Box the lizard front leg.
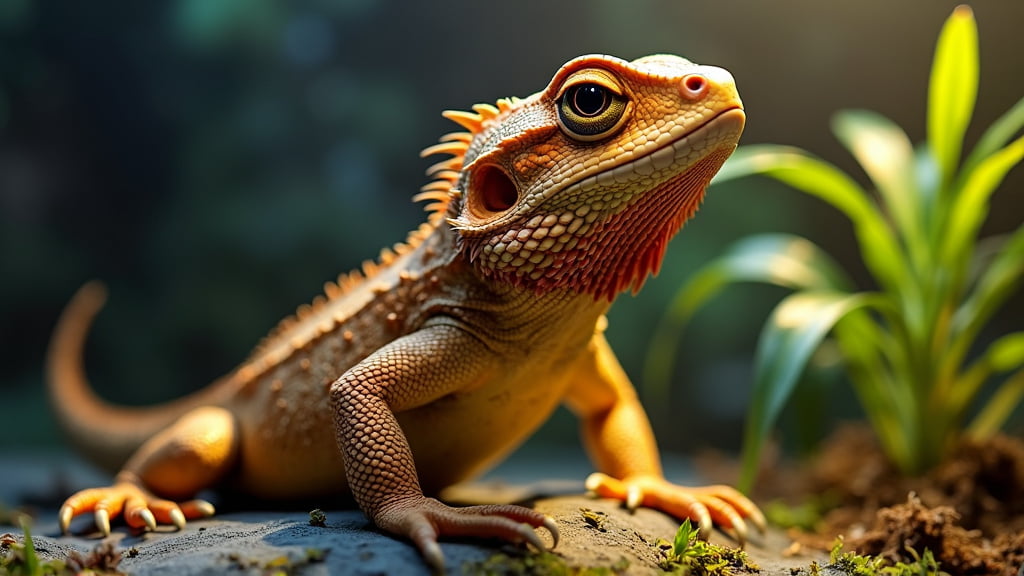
[59,406,235,534]
[564,331,765,544]
[329,322,557,571]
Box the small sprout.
[309,508,327,527]
[657,519,759,575]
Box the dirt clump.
[849,493,1023,576]
[749,425,1024,576]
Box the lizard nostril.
[679,74,708,100]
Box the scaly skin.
[48,54,764,571]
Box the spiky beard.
[461,147,734,302]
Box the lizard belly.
[232,370,350,500]
[397,358,575,494]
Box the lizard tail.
[47,282,231,473]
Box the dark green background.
[2,0,1022,457]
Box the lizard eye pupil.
[557,82,628,142]
[571,85,609,117]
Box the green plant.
[656,520,758,575]
[800,540,945,576]
[645,5,1024,489]
[1,517,126,576]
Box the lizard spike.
[441,109,484,133]
[495,98,515,113]
[418,180,452,192]
[432,170,461,182]
[379,246,396,265]
[412,190,453,204]
[296,303,313,320]
[339,269,363,289]
[439,131,473,143]
[420,140,470,159]
[446,216,471,230]
[361,259,379,278]
[472,102,500,119]
[426,157,463,176]
[323,281,340,299]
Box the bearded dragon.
[48,53,763,570]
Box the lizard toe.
[58,483,211,536]
[586,473,762,546]
[377,497,557,569]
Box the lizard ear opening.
[468,164,518,219]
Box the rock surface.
[1,452,826,574]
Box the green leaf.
[643,234,852,402]
[962,94,1024,177]
[951,331,1024,418]
[952,188,1024,339]
[715,145,906,294]
[941,135,1024,274]
[830,308,916,470]
[927,5,979,186]
[832,110,922,262]
[969,368,1024,438]
[19,516,40,576]
[944,226,1024,391]
[990,332,1024,371]
[739,291,879,490]
[673,519,694,557]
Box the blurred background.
[2,0,1022,458]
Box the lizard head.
[419,54,745,301]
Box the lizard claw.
[542,516,560,549]
[57,482,214,535]
[94,508,111,536]
[376,497,557,571]
[626,484,643,511]
[585,472,763,546]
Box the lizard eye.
[558,82,628,142]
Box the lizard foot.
[585,473,765,545]
[375,497,559,572]
[59,481,215,536]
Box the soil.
[749,425,1024,576]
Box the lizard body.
[49,54,762,569]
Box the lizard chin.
[463,145,736,302]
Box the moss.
[308,508,327,527]
[579,508,609,532]
[655,520,759,576]
[795,540,945,576]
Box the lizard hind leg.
[59,405,237,535]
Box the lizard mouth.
[558,106,745,200]
[457,106,745,237]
